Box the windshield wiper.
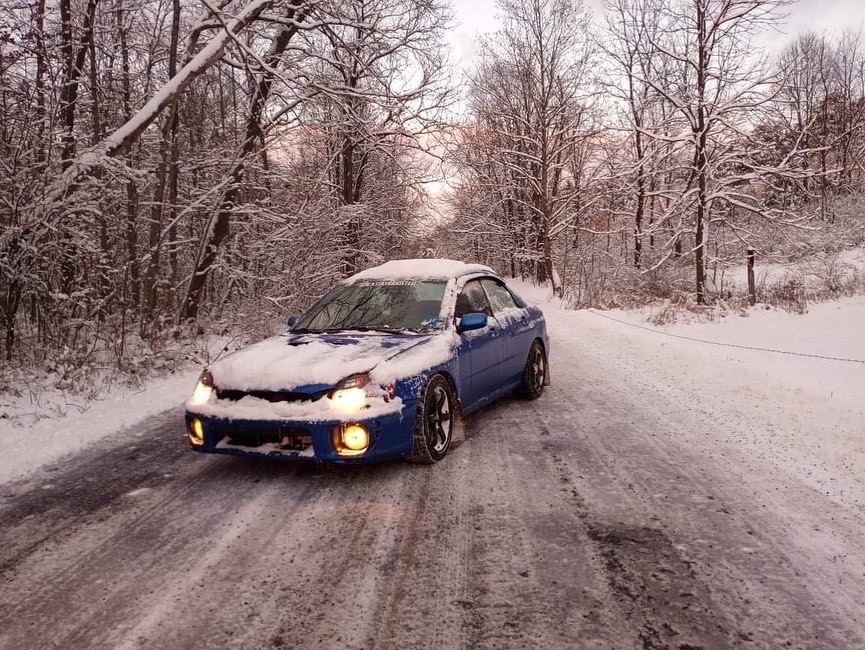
[294,326,421,335]
[344,326,408,334]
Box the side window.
[455,279,492,317]
[480,278,519,314]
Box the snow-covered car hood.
[209,331,457,392]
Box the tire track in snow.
[2,300,863,649]
[540,308,865,648]
[532,412,733,650]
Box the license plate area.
[223,428,312,450]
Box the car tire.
[408,374,455,464]
[518,340,547,400]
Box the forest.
[1,0,864,374]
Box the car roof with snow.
[347,259,496,283]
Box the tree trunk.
[747,248,756,305]
[34,0,46,170]
[59,0,100,170]
[694,0,708,305]
[143,109,176,315]
[340,131,357,276]
[181,5,307,321]
[117,2,140,308]
[634,127,644,268]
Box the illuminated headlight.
[328,374,397,414]
[328,373,371,413]
[329,387,367,412]
[188,370,214,406]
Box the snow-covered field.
[714,245,865,295]
[517,280,865,512]
[603,299,864,507]
[0,332,254,484]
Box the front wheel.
[409,374,455,463]
[518,340,547,400]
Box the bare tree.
[292,0,454,276]
[456,0,596,292]
[0,0,454,365]
[180,0,310,321]
[607,0,799,303]
[602,0,672,269]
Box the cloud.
[448,0,865,69]
[760,0,865,53]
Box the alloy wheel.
[426,384,452,453]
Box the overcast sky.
[448,0,865,73]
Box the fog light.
[189,418,205,446]
[334,423,369,455]
[343,424,368,450]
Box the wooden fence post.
[747,248,756,306]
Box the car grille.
[223,428,313,450]
[216,388,327,403]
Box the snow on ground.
[513,277,865,512]
[0,369,199,484]
[4,274,863,511]
[0,329,258,485]
[714,245,865,294]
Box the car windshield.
[293,280,447,333]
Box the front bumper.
[184,406,417,464]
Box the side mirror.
[286,315,300,328]
[457,312,488,333]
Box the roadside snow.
[602,296,865,410]
[0,369,198,484]
[513,278,865,512]
[714,246,865,293]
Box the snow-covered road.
[1,302,864,649]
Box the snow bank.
[611,296,865,386]
[0,369,199,484]
[506,277,564,309]
[713,246,865,294]
[537,291,865,512]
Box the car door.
[454,278,504,411]
[480,277,533,382]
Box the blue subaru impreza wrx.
[184,259,549,464]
